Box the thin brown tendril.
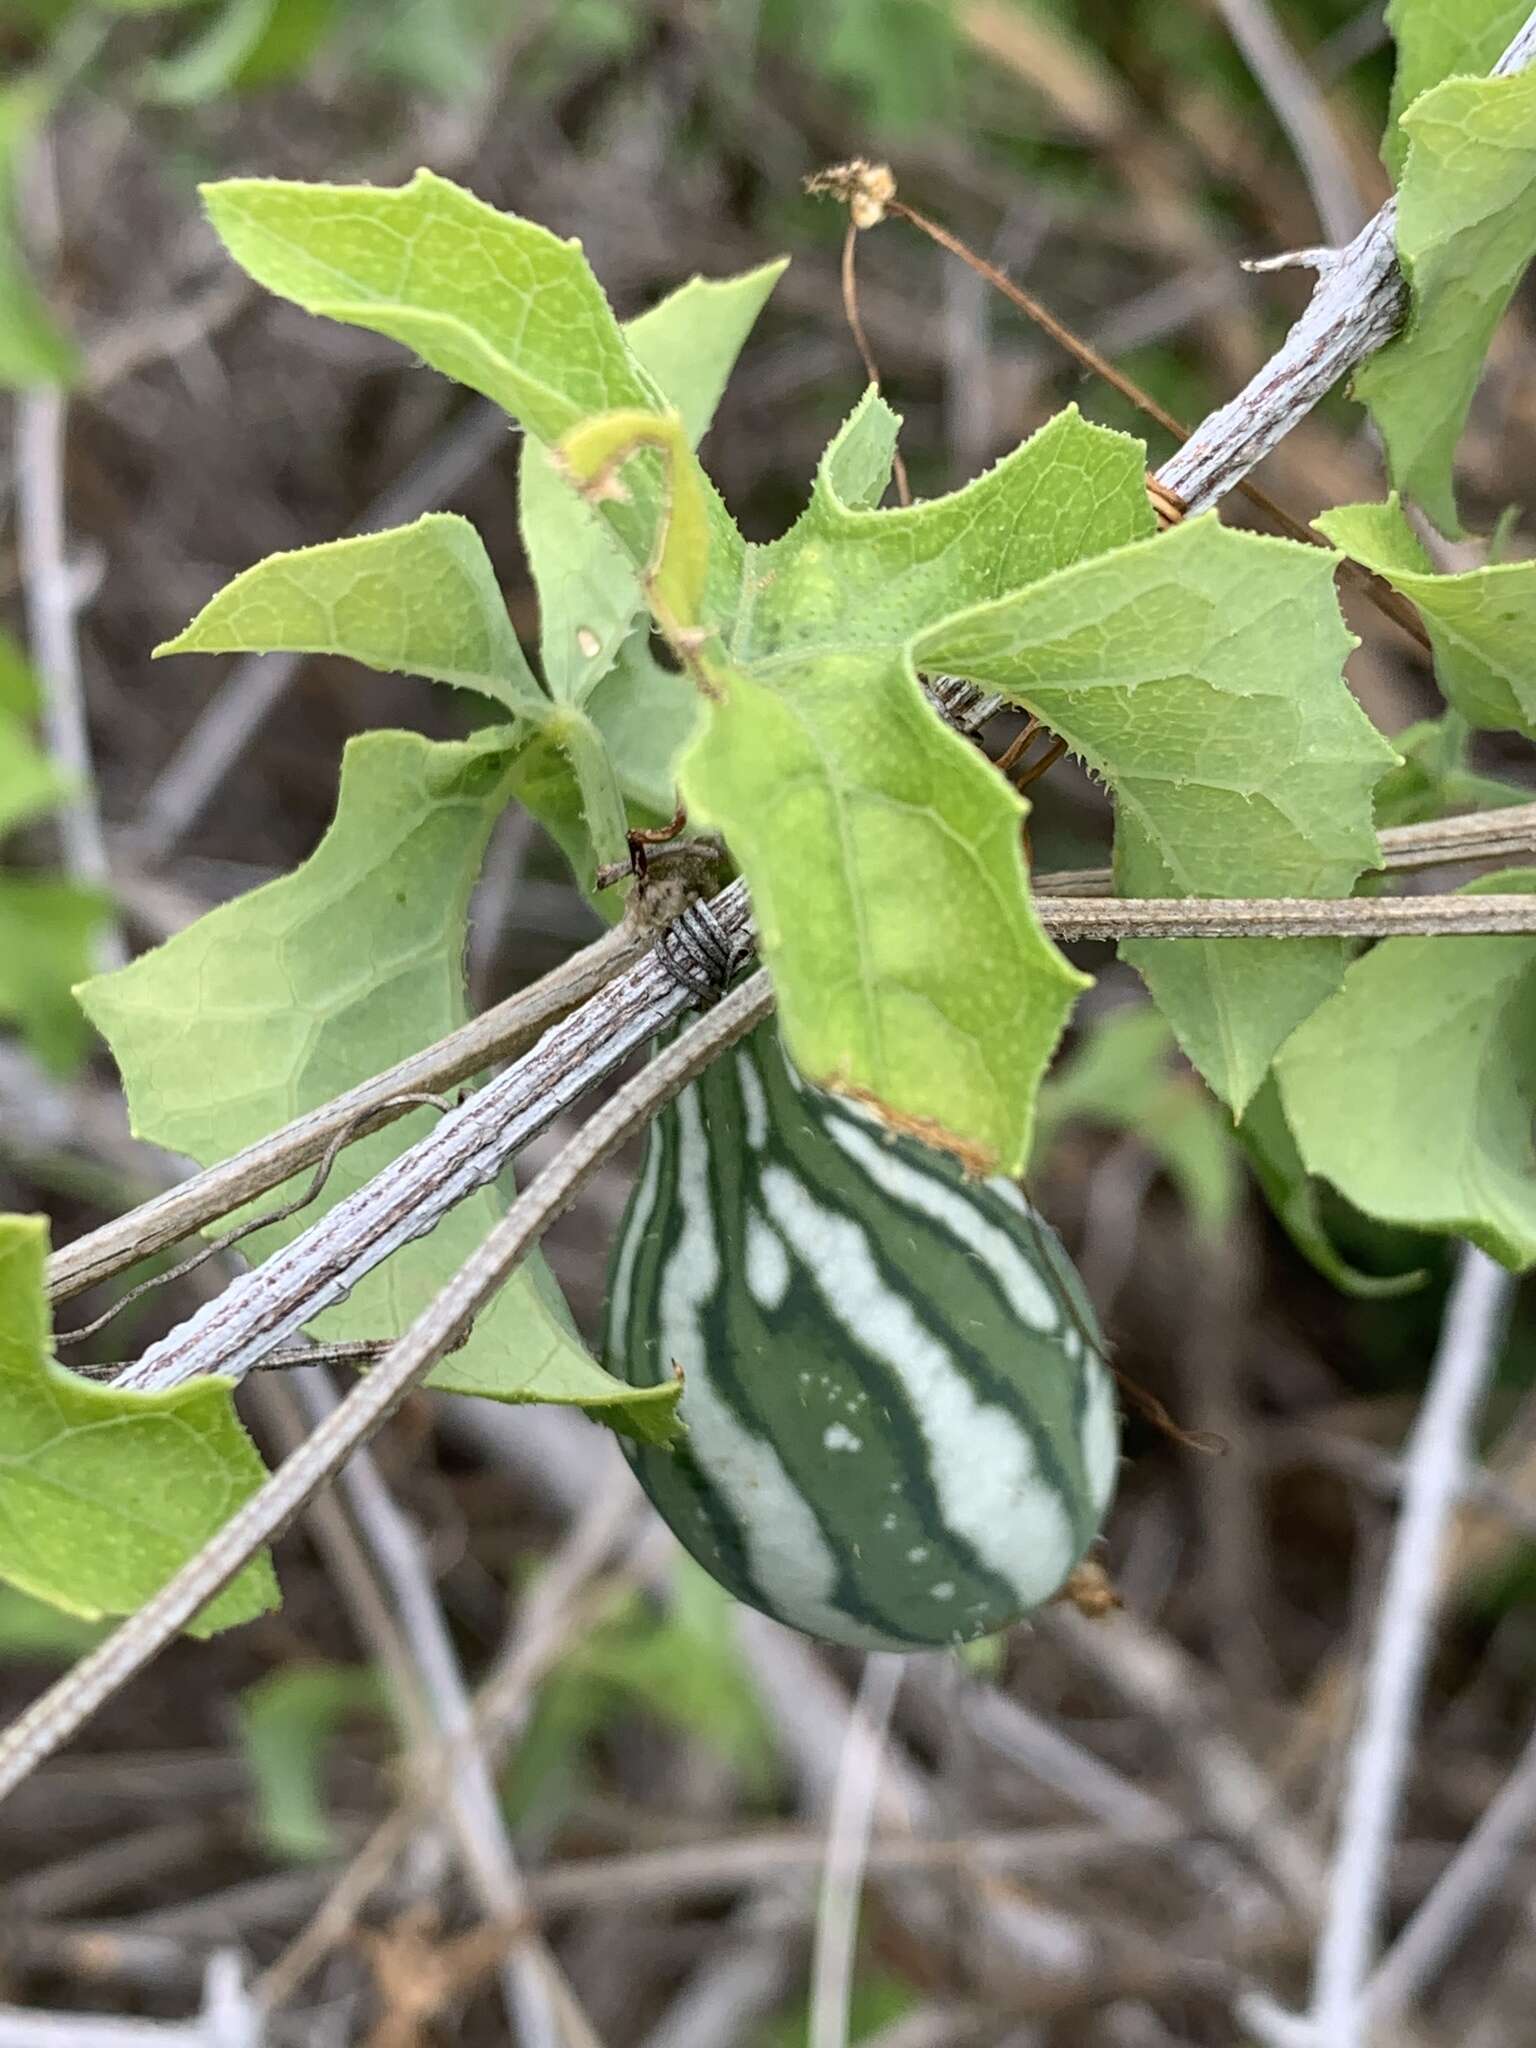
[1014,734,1070,791]
[994,719,1042,780]
[1113,1370,1228,1456]
[810,161,1432,655]
[839,221,912,507]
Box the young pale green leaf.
[0,877,109,1072]
[0,84,78,389]
[555,408,715,635]
[1382,0,1529,176]
[1236,1076,1427,1297]
[1319,497,1536,737]
[1356,68,1536,536]
[156,514,547,721]
[684,643,1085,1172]
[0,1214,276,1635]
[202,169,658,437]
[523,259,786,705]
[200,172,742,598]
[78,729,677,1437]
[1034,1005,1241,1242]
[236,1663,386,1861]
[1275,870,1536,1269]
[921,516,1397,1113]
[1371,712,1531,829]
[821,386,901,509]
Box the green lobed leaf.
[684,641,1086,1170]
[1373,711,1532,828]
[0,1214,277,1635]
[740,398,1155,660]
[201,170,656,437]
[1275,869,1536,1269]
[669,401,1155,1171]
[523,259,786,706]
[195,169,1147,1167]
[1236,1076,1428,1297]
[200,171,744,610]
[1034,1005,1241,1242]
[1320,497,1536,737]
[1382,0,1529,176]
[0,876,109,1072]
[1356,68,1536,536]
[78,729,678,1437]
[156,513,548,721]
[922,516,1397,1113]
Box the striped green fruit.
[604,1019,1120,1650]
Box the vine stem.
[71,882,1536,1401]
[46,802,1536,1312]
[1157,9,1536,515]
[0,972,771,1809]
[104,883,752,1394]
[1038,893,1536,939]
[47,908,654,1305]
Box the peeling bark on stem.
[1157,8,1536,513]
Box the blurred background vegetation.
[3,4,1536,2044]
